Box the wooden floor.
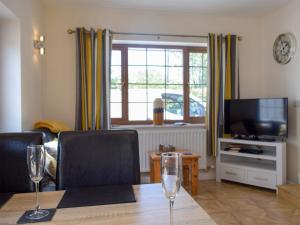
[192,180,300,225]
[278,184,300,208]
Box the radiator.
[135,126,207,172]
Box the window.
[110,44,207,124]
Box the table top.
[0,184,216,225]
[150,152,200,160]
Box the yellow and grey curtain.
[75,28,112,130]
[207,33,239,156]
[225,34,240,100]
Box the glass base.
[25,209,49,220]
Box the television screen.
[224,98,288,138]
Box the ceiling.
[43,0,292,15]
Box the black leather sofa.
[0,130,140,193]
[0,132,44,193]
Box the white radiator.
[135,126,207,172]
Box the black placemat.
[0,193,13,208]
[17,208,56,224]
[57,185,136,209]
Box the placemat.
[57,185,136,209]
[17,209,56,224]
[0,193,13,208]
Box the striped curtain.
[225,34,240,99]
[75,28,112,130]
[207,34,223,157]
[207,33,239,156]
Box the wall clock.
[273,32,297,64]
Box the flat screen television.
[224,98,288,139]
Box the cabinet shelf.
[220,159,276,171]
[220,150,276,161]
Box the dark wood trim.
[111,44,207,125]
[123,47,129,122]
[114,43,206,52]
[183,48,189,122]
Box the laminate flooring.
[193,180,300,225]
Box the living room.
[0,0,299,224]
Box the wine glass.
[26,145,49,220]
[161,152,182,225]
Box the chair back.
[0,132,43,193]
[56,130,140,190]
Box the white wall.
[0,0,44,130]
[261,0,300,183]
[0,18,21,131]
[43,3,263,128]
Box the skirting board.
[286,174,300,184]
[199,169,216,180]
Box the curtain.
[207,33,239,157]
[75,28,112,130]
[225,34,240,100]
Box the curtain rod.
[67,29,243,41]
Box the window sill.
[111,123,206,130]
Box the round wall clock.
[273,32,297,64]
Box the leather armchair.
[56,130,140,190]
[0,132,43,193]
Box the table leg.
[191,159,199,195]
[153,160,161,183]
[183,165,189,187]
[150,158,154,183]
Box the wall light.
[33,35,45,55]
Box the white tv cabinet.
[216,138,286,190]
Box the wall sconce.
[33,35,45,55]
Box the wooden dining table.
[0,184,217,225]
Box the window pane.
[111,103,122,118]
[148,66,165,84]
[111,50,121,66]
[111,66,122,84]
[164,85,184,103]
[189,67,202,85]
[128,48,146,65]
[129,103,147,120]
[203,53,208,66]
[167,49,183,66]
[189,84,207,117]
[128,66,146,84]
[166,67,183,84]
[128,84,147,102]
[189,51,207,118]
[111,84,122,102]
[189,52,202,66]
[189,98,205,117]
[165,102,184,120]
[147,48,165,65]
[147,85,165,103]
[147,102,154,120]
[190,84,207,101]
[202,67,208,84]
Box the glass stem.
[35,182,40,213]
[169,199,174,225]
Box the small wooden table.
[150,152,200,195]
[0,184,216,225]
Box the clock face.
[273,32,297,64]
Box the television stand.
[217,138,286,190]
